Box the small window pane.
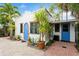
[62,24,69,32]
[30,22,39,34]
[55,24,60,32]
[20,23,23,33]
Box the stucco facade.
[15,12,41,43]
[53,22,75,42]
[15,10,77,43]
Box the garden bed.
[27,39,55,51]
[27,43,47,51]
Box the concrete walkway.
[0,37,44,56]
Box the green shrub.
[77,33,79,47]
[17,35,21,39]
[76,39,79,52]
[16,35,21,41]
[77,39,79,47]
[31,38,36,46]
[46,40,54,46]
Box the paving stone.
[44,41,79,56]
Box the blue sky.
[12,3,51,14]
[0,3,59,15]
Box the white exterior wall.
[53,24,60,36]
[15,11,76,43]
[60,24,62,41]
[53,23,75,42]
[60,23,75,42]
[29,21,40,43]
[70,22,75,42]
[15,17,25,39]
[53,24,61,41]
[15,12,40,42]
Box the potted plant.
[16,35,21,41]
[35,8,51,49]
[37,39,45,49]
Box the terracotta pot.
[37,41,45,49]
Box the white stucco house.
[15,8,78,43]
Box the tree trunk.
[3,28,6,36]
[40,33,43,41]
[39,33,41,41]
[41,32,44,41]
[10,28,13,38]
[3,26,7,37]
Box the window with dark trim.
[20,23,23,33]
[62,24,69,32]
[30,22,39,34]
[55,24,60,32]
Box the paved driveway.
[0,37,79,56]
[0,37,44,56]
[45,41,79,56]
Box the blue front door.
[62,23,70,42]
[24,23,28,41]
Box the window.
[62,24,69,32]
[30,22,39,34]
[55,24,60,32]
[20,23,23,33]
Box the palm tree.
[0,14,8,36]
[35,8,51,49]
[35,8,51,41]
[49,4,55,13]
[68,3,79,19]
[49,4,62,20]
[63,4,69,21]
[0,3,20,37]
[57,3,69,21]
[68,4,79,47]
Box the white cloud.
[18,4,31,14]
[19,4,28,9]
[21,10,32,16]
[24,11,32,14]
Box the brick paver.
[44,41,79,56]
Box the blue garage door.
[62,23,70,42]
[24,23,28,41]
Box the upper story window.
[20,23,23,33]
[30,22,39,34]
